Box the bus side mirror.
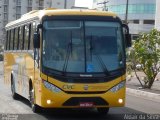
[125,33,131,47]
[122,24,132,47]
[33,33,40,48]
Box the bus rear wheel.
[29,86,41,113]
[11,75,19,100]
[97,107,109,115]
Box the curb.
[126,88,160,102]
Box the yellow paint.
[41,73,125,92]
[4,52,35,98]
[40,78,126,108]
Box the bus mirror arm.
[122,24,131,47]
[34,24,42,48]
[125,34,131,47]
[37,24,42,32]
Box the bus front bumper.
[37,83,126,108]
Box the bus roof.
[5,9,118,29]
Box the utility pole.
[97,0,109,11]
[64,0,67,9]
[125,0,129,24]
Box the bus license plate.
[80,102,94,107]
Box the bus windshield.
[42,20,124,74]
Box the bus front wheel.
[29,86,41,113]
[97,107,109,115]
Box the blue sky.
[75,0,93,8]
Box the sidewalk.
[126,72,160,102]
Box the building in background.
[155,0,160,30]
[93,0,156,39]
[0,0,75,45]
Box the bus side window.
[10,29,14,50]
[10,30,13,50]
[19,26,24,50]
[22,26,25,50]
[13,29,15,50]
[24,25,29,50]
[14,28,18,50]
[5,31,8,50]
[17,27,20,50]
[30,24,33,50]
[30,22,36,50]
[28,24,31,50]
[8,30,11,50]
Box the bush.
[129,29,160,89]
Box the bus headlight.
[43,80,61,93]
[110,81,125,93]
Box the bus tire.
[11,75,19,100]
[32,104,41,113]
[29,85,42,113]
[97,107,109,115]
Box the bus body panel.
[4,52,37,99]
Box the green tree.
[129,29,160,89]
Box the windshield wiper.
[95,54,110,75]
[62,31,73,75]
[90,35,110,76]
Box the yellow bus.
[4,9,131,114]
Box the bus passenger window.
[8,30,11,50]
[24,25,29,50]
[10,29,14,50]
[28,24,31,50]
[5,31,8,50]
[30,22,36,50]
[22,26,25,50]
[14,28,18,50]
[19,27,23,50]
[17,28,20,50]
[13,29,15,50]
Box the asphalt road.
[0,62,160,120]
